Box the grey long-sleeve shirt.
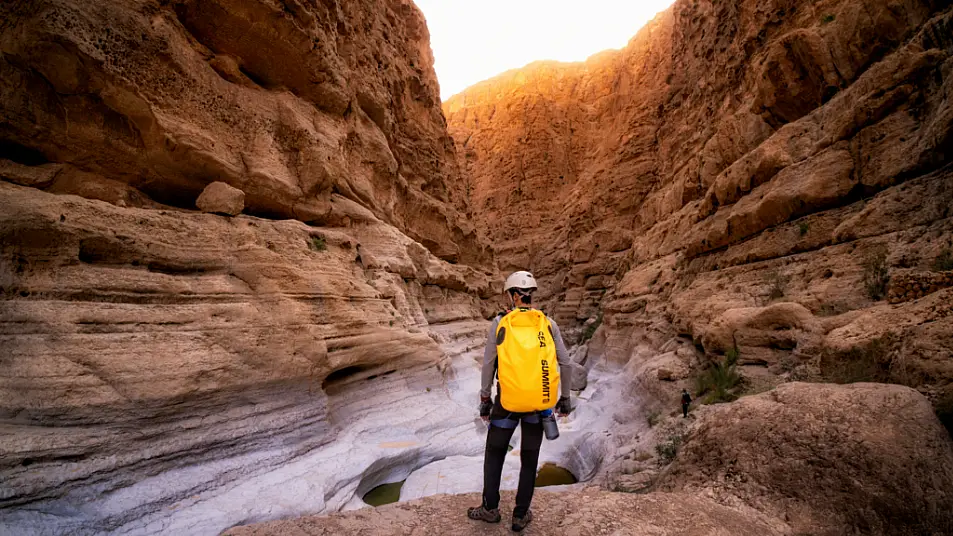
[480,312,572,400]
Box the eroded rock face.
[0,0,486,264]
[0,181,495,534]
[446,0,953,409]
[0,0,498,533]
[657,382,953,535]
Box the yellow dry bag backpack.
[496,308,561,413]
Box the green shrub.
[646,410,662,427]
[798,221,810,236]
[765,270,787,301]
[308,236,327,252]
[694,349,743,404]
[725,347,739,365]
[580,312,603,342]
[934,248,953,272]
[821,13,835,24]
[655,432,686,466]
[862,246,890,300]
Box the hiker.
[681,388,692,418]
[467,271,574,532]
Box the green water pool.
[362,463,575,506]
[535,463,578,487]
[363,480,405,506]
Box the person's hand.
[555,396,572,417]
[479,396,492,423]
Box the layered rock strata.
[0,180,493,534]
[0,0,485,263]
[0,0,499,533]
[445,0,953,413]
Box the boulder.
[196,181,245,216]
[568,361,588,391]
[657,382,953,535]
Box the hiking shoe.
[511,510,533,532]
[467,505,501,523]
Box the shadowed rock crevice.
[0,140,49,166]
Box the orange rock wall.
[0,0,485,263]
[446,0,953,407]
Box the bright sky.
[413,0,675,101]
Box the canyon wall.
[0,0,485,263]
[0,0,496,533]
[445,0,953,417]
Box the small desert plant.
[694,348,743,404]
[655,431,686,466]
[646,410,662,427]
[765,270,787,301]
[779,354,799,373]
[862,246,890,300]
[308,236,327,252]
[821,13,835,24]
[933,248,953,272]
[580,312,603,342]
[634,450,654,462]
[798,221,810,236]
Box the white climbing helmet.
[503,271,538,293]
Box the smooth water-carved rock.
[0,0,500,530]
[196,181,245,215]
[0,180,495,534]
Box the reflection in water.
[535,463,577,487]
[363,481,405,506]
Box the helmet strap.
[508,288,533,306]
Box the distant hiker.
[467,271,574,532]
[681,389,692,418]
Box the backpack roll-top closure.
[495,309,560,413]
